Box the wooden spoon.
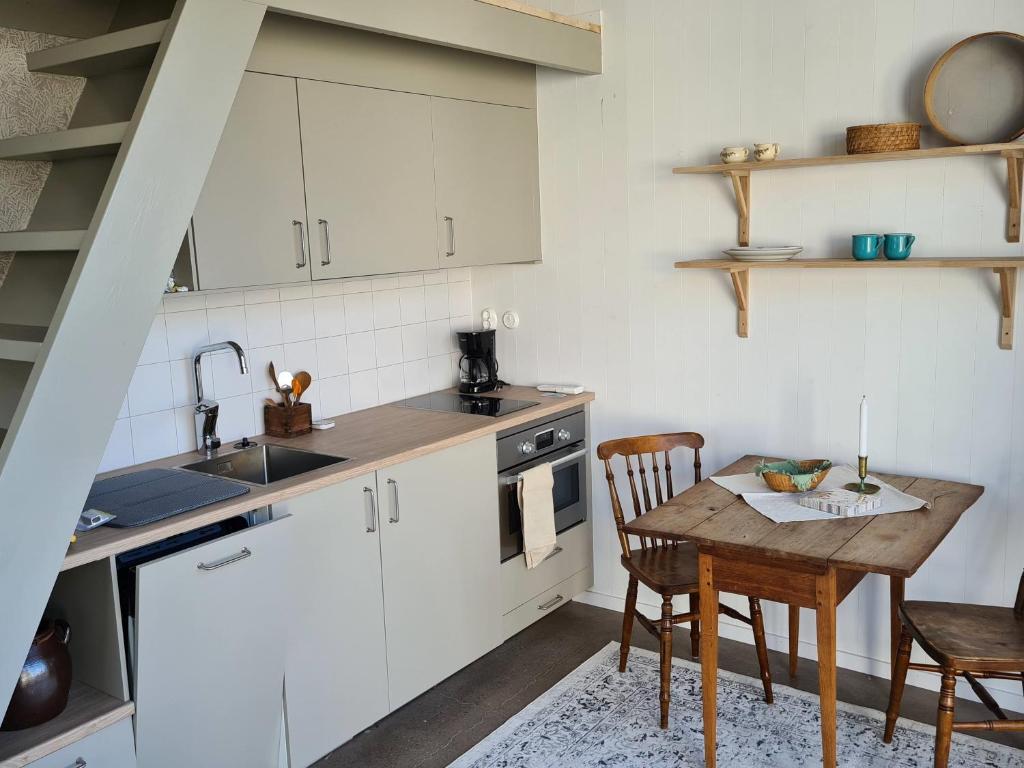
[293,371,312,403]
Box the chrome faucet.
[193,341,248,456]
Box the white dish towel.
[518,463,556,569]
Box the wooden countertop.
[63,386,594,571]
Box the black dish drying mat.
[84,468,251,528]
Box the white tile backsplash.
[104,271,472,472]
[344,291,374,332]
[374,327,403,367]
[281,298,316,342]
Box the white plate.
[723,246,803,262]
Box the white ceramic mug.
[720,146,749,163]
[754,142,781,161]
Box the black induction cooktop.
[395,392,538,417]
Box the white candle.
[858,396,868,457]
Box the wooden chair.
[884,571,1024,767]
[598,433,775,729]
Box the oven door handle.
[498,448,588,486]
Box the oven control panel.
[510,416,580,459]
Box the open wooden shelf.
[0,682,133,767]
[0,324,46,363]
[0,230,86,252]
[675,257,1022,349]
[673,143,1024,246]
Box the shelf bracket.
[1004,150,1024,243]
[729,267,750,337]
[995,266,1017,349]
[724,170,751,246]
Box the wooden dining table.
[622,454,983,768]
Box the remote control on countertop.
[537,384,585,395]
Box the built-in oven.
[497,409,587,563]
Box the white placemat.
[711,464,929,523]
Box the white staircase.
[0,0,267,708]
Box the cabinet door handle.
[68,759,87,768]
[292,220,307,269]
[318,218,332,266]
[538,594,564,611]
[364,486,377,533]
[197,547,251,571]
[387,478,400,523]
[444,216,455,258]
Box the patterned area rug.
[450,643,1024,767]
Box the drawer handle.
[364,487,377,533]
[538,594,564,611]
[541,546,564,563]
[197,547,251,571]
[68,760,86,768]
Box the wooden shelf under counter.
[0,682,133,768]
[675,256,1023,349]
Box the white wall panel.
[473,0,1024,710]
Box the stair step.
[0,230,87,252]
[27,20,168,77]
[0,123,129,161]
[0,325,46,363]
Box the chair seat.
[901,600,1024,672]
[620,541,699,594]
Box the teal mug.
[884,232,915,260]
[852,233,883,261]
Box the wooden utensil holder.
[264,403,312,438]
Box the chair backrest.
[596,432,704,558]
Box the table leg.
[816,568,838,768]
[698,552,719,768]
[890,575,905,666]
[788,605,800,678]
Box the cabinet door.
[379,437,501,708]
[278,476,389,767]
[431,98,541,267]
[133,517,292,768]
[193,72,311,289]
[298,80,439,278]
[32,717,136,768]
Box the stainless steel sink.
[181,444,347,485]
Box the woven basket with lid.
[846,122,921,154]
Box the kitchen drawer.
[29,717,135,768]
[501,567,593,640]
[500,521,592,615]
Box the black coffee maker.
[457,330,499,394]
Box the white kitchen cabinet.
[378,436,501,708]
[278,474,389,768]
[193,72,310,289]
[298,80,439,278]
[133,516,292,768]
[431,97,541,267]
[29,717,136,768]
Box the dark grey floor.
[317,601,1023,767]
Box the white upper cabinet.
[193,72,311,289]
[431,97,541,267]
[298,80,439,278]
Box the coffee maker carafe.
[456,330,499,394]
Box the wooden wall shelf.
[673,143,1024,246]
[675,257,1022,349]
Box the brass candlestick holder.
[844,455,880,494]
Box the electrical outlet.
[481,308,496,330]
